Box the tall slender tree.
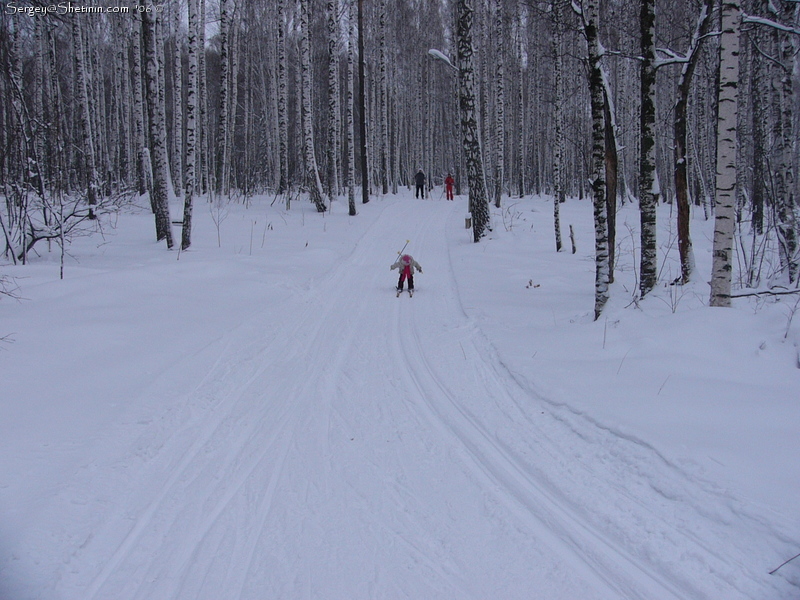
[72,17,98,218]
[493,0,505,208]
[358,0,369,204]
[347,0,357,215]
[584,0,610,318]
[638,0,657,297]
[142,8,174,248]
[300,0,327,212]
[182,0,200,251]
[710,0,741,307]
[456,0,490,242]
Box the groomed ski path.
[3,195,792,599]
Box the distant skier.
[414,169,426,199]
[391,253,423,296]
[445,173,454,201]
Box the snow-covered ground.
[1,190,798,599]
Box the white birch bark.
[300,0,327,212]
[277,0,289,198]
[584,0,610,319]
[131,15,152,198]
[142,8,174,248]
[72,17,98,217]
[710,0,741,307]
[552,0,566,252]
[226,15,240,193]
[379,0,390,195]
[347,0,357,215]
[172,6,184,199]
[327,0,342,202]
[639,0,657,296]
[456,0,490,242]
[182,0,199,250]
[493,0,505,208]
[215,0,230,195]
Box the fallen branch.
[731,288,800,298]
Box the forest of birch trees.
[1,0,798,314]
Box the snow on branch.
[742,13,800,35]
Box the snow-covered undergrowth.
[1,190,797,599]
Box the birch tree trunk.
[327,0,342,202]
[131,15,152,199]
[215,0,230,196]
[358,0,369,204]
[142,9,174,248]
[72,17,98,218]
[493,0,505,208]
[300,0,327,212]
[378,0,390,195]
[585,0,610,319]
[226,16,240,193]
[277,0,289,199]
[198,0,209,194]
[639,0,657,296]
[456,0,490,242]
[172,7,184,199]
[710,0,740,307]
[552,0,566,252]
[347,0,357,215]
[182,0,199,251]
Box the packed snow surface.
[1,191,798,599]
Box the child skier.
[390,254,423,296]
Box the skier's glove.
[418,268,423,274]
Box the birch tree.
[142,8,174,248]
[277,0,289,199]
[378,0,390,195]
[215,0,230,195]
[638,0,657,297]
[710,0,741,307]
[358,0,369,204]
[72,17,98,219]
[583,0,610,318]
[493,0,505,208]
[552,0,567,252]
[172,7,183,199]
[300,0,327,212]
[456,0,490,242]
[182,0,200,251]
[327,0,342,201]
[347,0,357,215]
[131,14,152,198]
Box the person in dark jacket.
[414,169,426,199]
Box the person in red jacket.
[445,173,455,201]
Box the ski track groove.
[389,202,704,599]
[83,201,398,599]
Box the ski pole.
[397,239,410,256]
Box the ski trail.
[38,195,784,599]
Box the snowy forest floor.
[1,189,798,599]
